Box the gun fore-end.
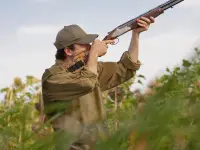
[145,8,164,18]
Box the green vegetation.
[1,48,200,150]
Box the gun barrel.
[105,0,184,40]
[116,0,184,30]
[161,0,184,10]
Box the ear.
[64,48,73,56]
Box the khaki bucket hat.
[54,24,98,50]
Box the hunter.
[41,16,155,150]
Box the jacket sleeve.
[97,51,141,91]
[43,66,98,101]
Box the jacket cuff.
[120,51,141,70]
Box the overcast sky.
[0,0,200,90]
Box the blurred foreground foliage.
[1,48,200,150]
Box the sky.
[0,0,200,90]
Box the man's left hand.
[133,16,155,33]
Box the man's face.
[73,43,91,56]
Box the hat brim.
[76,34,98,44]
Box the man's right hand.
[86,39,114,74]
[90,39,115,57]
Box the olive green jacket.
[41,51,141,137]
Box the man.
[41,16,155,150]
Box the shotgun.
[66,0,185,72]
[103,0,184,41]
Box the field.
[1,48,200,150]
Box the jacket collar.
[55,59,69,70]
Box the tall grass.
[0,48,200,150]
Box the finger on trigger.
[104,40,115,44]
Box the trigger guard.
[111,38,119,45]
